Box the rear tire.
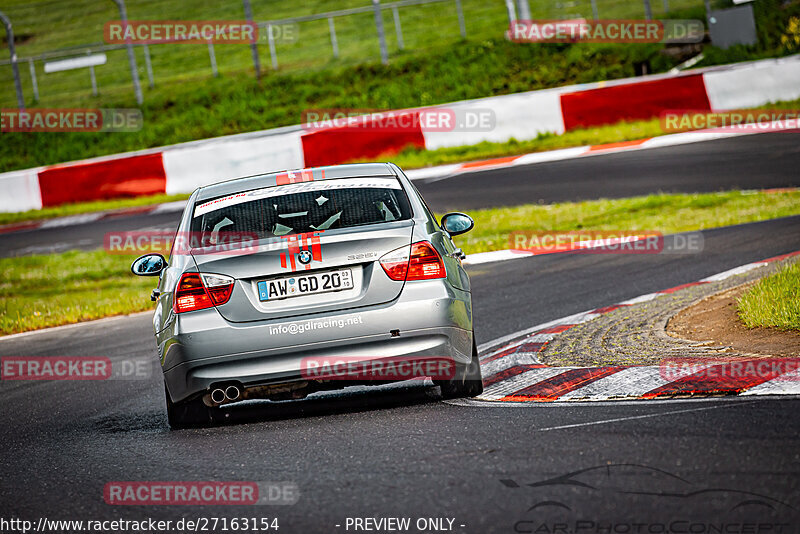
[165,384,212,429]
[437,339,483,399]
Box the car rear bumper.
[160,280,472,402]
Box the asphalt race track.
[1,132,800,531]
[417,130,800,211]
[2,215,800,530]
[2,131,799,257]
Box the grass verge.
[0,251,155,336]
[738,261,800,331]
[453,190,800,255]
[0,193,190,227]
[3,189,800,336]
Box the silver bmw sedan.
[132,162,482,428]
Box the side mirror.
[441,212,474,236]
[131,254,167,276]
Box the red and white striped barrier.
[2,56,798,213]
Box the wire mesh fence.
[0,0,709,109]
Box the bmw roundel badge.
[298,250,312,264]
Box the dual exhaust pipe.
[210,385,241,405]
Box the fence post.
[662,0,669,13]
[242,0,261,79]
[142,44,154,87]
[328,16,339,58]
[372,0,389,65]
[267,23,278,70]
[392,6,404,50]
[111,0,143,105]
[591,0,599,20]
[504,0,517,25]
[0,10,25,109]
[516,0,531,20]
[207,40,218,76]
[643,0,653,20]
[28,58,39,101]
[455,0,466,38]
[88,50,99,95]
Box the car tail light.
[379,241,446,282]
[202,273,235,305]
[379,245,410,281]
[408,241,446,280]
[173,272,234,313]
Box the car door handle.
[449,248,466,260]
[151,289,161,302]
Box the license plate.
[258,269,353,301]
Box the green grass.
[0,193,189,226]
[0,250,156,335]
[3,189,800,335]
[0,0,706,108]
[698,0,800,67]
[738,261,800,331]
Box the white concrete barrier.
[163,131,305,194]
[0,168,43,212]
[704,56,800,110]
[422,87,568,149]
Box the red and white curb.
[405,120,800,182]
[473,250,800,403]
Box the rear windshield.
[191,177,412,240]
